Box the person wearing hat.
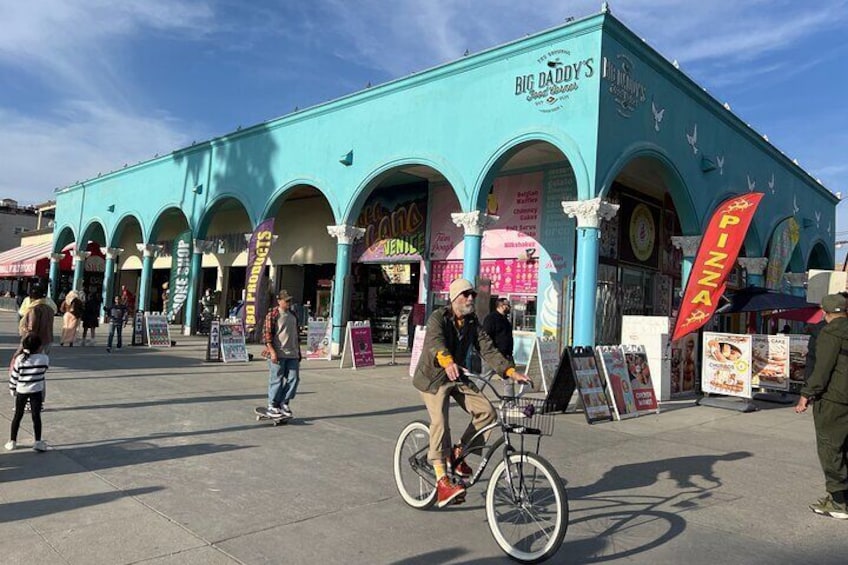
[262,290,302,418]
[795,293,848,519]
[413,278,530,507]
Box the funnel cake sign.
[514,49,595,113]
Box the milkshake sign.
[514,50,595,113]
[602,54,647,118]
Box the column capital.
[72,251,91,262]
[136,243,163,258]
[193,239,217,254]
[327,224,365,245]
[562,197,619,229]
[50,252,64,262]
[784,272,807,287]
[737,257,768,275]
[102,247,124,260]
[671,236,702,257]
[450,210,499,236]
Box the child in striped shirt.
[6,334,50,452]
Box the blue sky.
[1,1,847,259]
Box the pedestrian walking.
[82,291,101,345]
[6,334,50,452]
[59,290,83,346]
[18,285,54,355]
[483,297,516,397]
[795,293,848,519]
[261,290,302,418]
[105,296,128,352]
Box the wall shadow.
[0,486,164,523]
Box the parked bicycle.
[393,369,568,563]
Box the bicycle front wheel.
[393,420,437,509]
[485,452,568,563]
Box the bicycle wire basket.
[500,397,555,436]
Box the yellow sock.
[433,461,446,480]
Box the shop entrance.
[351,262,420,343]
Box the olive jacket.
[802,316,848,405]
[412,305,514,394]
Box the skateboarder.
[262,290,302,418]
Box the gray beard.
[456,302,474,316]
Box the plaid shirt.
[262,306,300,359]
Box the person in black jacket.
[482,298,516,397]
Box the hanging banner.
[672,193,764,341]
[765,218,800,290]
[167,230,192,321]
[243,218,275,330]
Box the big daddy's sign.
[514,49,595,113]
[671,193,763,342]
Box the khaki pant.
[813,398,848,495]
[420,382,496,462]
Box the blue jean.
[268,358,300,408]
[108,322,123,349]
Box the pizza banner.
[671,193,763,342]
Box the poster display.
[430,259,538,294]
[220,320,249,363]
[702,332,753,398]
[305,318,332,360]
[789,335,810,385]
[621,345,660,414]
[621,315,671,401]
[408,326,427,378]
[568,347,614,424]
[751,334,790,391]
[206,319,221,362]
[340,321,375,369]
[512,331,537,367]
[145,313,171,347]
[596,346,639,420]
[669,333,698,397]
[524,337,561,394]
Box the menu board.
[408,326,427,378]
[305,318,332,360]
[430,259,538,294]
[751,334,790,391]
[524,337,561,394]
[220,320,249,363]
[596,346,639,420]
[789,335,810,385]
[621,345,660,414]
[568,347,613,424]
[340,321,375,369]
[702,332,752,398]
[145,313,171,347]
[669,333,698,397]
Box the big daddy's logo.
[514,49,595,113]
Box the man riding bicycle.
[413,278,530,507]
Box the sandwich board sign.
[340,321,375,369]
[524,337,561,394]
[220,319,249,363]
[145,313,171,347]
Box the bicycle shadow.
[560,450,753,563]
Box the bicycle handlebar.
[459,368,534,400]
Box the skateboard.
[254,406,292,426]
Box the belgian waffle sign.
[513,50,596,113]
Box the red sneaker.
[450,445,473,478]
[436,476,466,508]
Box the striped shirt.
[9,352,50,394]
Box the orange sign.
[671,193,763,342]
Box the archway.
[147,207,192,315]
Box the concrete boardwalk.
[0,311,844,564]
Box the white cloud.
[0,102,201,204]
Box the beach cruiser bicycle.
[393,370,567,563]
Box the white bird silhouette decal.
[768,173,775,194]
[747,175,756,193]
[716,155,724,175]
[793,195,800,214]
[815,211,821,228]
[686,124,698,155]
[652,101,665,132]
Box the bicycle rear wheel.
[393,420,437,509]
[485,452,567,563]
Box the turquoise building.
[49,7,837,351]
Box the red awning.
[0,242,54,277]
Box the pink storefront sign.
[431,259,538,294]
